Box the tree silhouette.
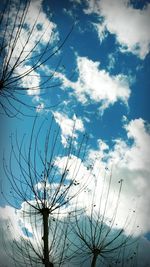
[69,169,138,267]
[0,0,73,117]
[1,117,140,266]
[1,116,91,266]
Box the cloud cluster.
[87,117,150,236]
[83,0,150,59]
[54,111,84,145]
[56,56,131,112]
[50,116,150,238]
[115,118,150,171]
[8,0,56,62]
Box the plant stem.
[43,208,54,267]
[91,253,98,267]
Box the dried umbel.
[1,116,91,266]
[0,0,73,117]
[68,170,138,267]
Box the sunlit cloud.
[54,56,131,112]
[54,111,84,146]
[83,0,150,59]
[87,118,150,236]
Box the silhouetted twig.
[0,0,73,117]
[1,115,90,266]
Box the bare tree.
[69,169,138,267]
[0,117,140,267]
[1,116,91,266]
[1,205,72,267]
[0,0,73,117]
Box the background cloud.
[87,118,150,236]
[56,56,131,112]
[54,111,84,145]
[83,0,150,59]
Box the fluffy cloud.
[51,117,150,237]
[56,56,131,112]
[3,0,57,109]
[8,0,56,60]
[83,0,150,59]
[0,205,26,266]
[0,204,70,266]
[88,117,150,236]
[110,118,150,234]
[54,111,84,145]
[0,205,23,239]
[110,118,150,172]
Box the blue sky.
[0,0,150,266]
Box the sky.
[0,0,150,266]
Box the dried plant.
[0,0,73,117]
[1,115,91,266]
[69,169,138,267]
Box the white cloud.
[0,204,70,266]
[74,56,131,109]
[0,205,22,239]
[3,0,58,107]
[87,118,150,236]
[0,206,19,266]
[53,154,93,208]
[83,0,150,59]
[56,56,131,112]
[54,111,84,146]
[17,65,41,95]
[0,204,150,266]
[111,118,150,171]
[75,56,130,106]
[124,118,150,171]
[92,21,108,43]
[109,119,150,234]
[8,0,57,60]
[107,53,116,71]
